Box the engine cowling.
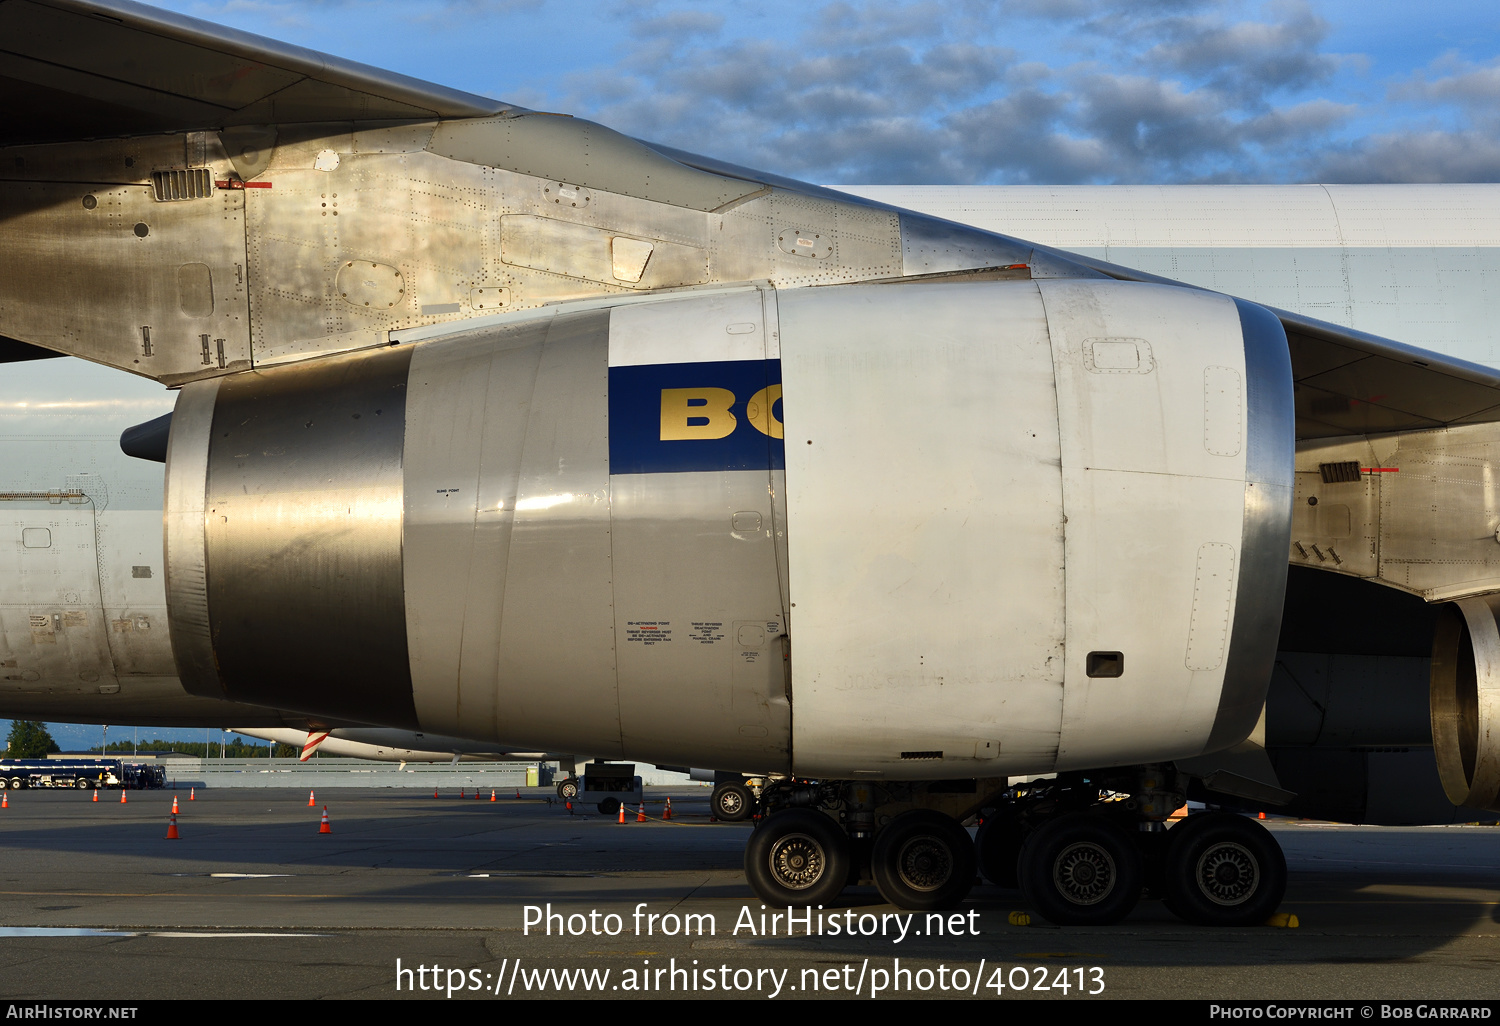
[1430,598,1500,812]
[164,279,1294,777]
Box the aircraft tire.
[743,809,850,907]
[1018,812,1142,925]
[1161,813,1286,926]
[556,778,578,801]
[871,810,977,910]
[975,809,1022,888]
[711,783,753,821]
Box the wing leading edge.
[0,0,506,146]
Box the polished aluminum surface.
[1292,421,1500,603]
[162,375,220,700]
[1430,598,1500,812]
[196,345,416,727]
[1206,300,1296,753]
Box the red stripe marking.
[1362,467,1400,473]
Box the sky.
[136,0,1500,186]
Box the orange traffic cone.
[663,798,672,821]
[189,787,195,801]
[1258,811,1267,820]
[2,792,7,809]
[319,806,331,834]
[433,788,439,799]
[515,788,521,799]
[637,804,647,823]
[172,795,179,815]
[307,789,315,807]
[474,788,481,800]
[166,811,179,839]
[120,789,127,804]
[92,789,98,802]
[565,799,573,814]
[617,803,625,824]
[489,789,496,802]
[460,788,465,799]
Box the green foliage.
[6,721,60,758]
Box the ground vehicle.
[578,764,645,816]
[0,758,163,789]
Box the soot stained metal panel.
[202,345,416,727]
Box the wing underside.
[0,0,505,146]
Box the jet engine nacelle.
[1430,598,1500,812]
[163,279,1294,778]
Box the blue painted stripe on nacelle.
[609,359,784,474]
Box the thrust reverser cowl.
[164,279,1294,778]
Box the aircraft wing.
[0,0,506,146]
[646,141,1500,445]
[1041,247,1500,442]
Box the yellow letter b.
[660,387,738,440]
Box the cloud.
[549,0,1388,184]
[165,0,1500,185]
[1313,131,1500,184]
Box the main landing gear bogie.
[738,774,1290,926]
[976,783,1289,928]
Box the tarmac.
[0,787,1496,1001]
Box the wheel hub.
[769,833,827,889]
[896,836,954,891]
[1195,841,1259,905]
[1053,842,1117,905]
[719,791,743,814]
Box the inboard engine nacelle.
[163,279,1294,777]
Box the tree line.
[5,722,298,759]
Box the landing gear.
[555,777,578,801]
[711,782,753,821]
[871,810,977,910]
[1017,811,1142,926]
[744,809,850,906]
[1160,812,1286,926]
[975,808,1022,888]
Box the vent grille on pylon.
[151,168,214,202]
